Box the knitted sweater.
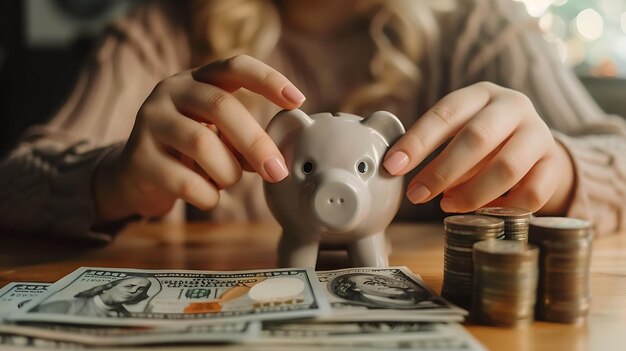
[2,0,625,241]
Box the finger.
[201,124,252,172]
[192,54,306,109]
[485,155,560,212]
[170,80,288,183]
[150,110,242,189]
[138,139,220,210]
[383,82,493,176]
[220,133,255,172]
[180,154,212,184]
[406,101,520,204]
[440,125,552,212]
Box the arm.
[451,0,626,235]
[0,4,189,240]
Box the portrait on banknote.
[327,271,446,310]
[33,277,152,318]
[13,267,328,326]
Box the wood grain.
[1,221,625,350]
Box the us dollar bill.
[316,267,467,322]
[258,321,460,343]
[0,281,260,345]
[0,282,51,319]
[8,267,328,327]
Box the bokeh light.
[518,0,626,77]
[519,0,554,17]
[575,9,604,41]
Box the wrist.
[537,140,575,216]
[93,145,137,223]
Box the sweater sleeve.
[449,0,626,236]
[0,3,190,240]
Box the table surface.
[1,221,625,351]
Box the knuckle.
[461,124,491,149]
[219,166,243,189]
[494,158,523,181]
[430,105,458,127]
[189,129,214,154]
[508,90,533,108]
[199,190,220,210]
[260,70,285,88]
[179,176,204,201]
[137,102,162,124]
[475,81,498,90]
[247,131,273,163]
[223,54,252,71]
[430,165,453,187]
[153,78,175,95]
[207,91,236,115]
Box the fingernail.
[281,84,306,105]
[263,155,289,182]
[440,197,456,212]
[407,183,431,204]
[383,151,409,175]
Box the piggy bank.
[263,109,405,268]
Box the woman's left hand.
[383,81,574,214]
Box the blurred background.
[0,0,625,155]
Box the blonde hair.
[190,0,451,114]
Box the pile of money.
[472,239,538,327]
[441,215,505,310]
[529,217,593,324]
[475,207,532,242]
[0,266,482,350]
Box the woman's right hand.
[94,55,306,221]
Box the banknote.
[1,322,485,351]
[252,322,485,350]
[316,267,467,321]
[0,281,260,345]
[1,335,486,351]
[8,267,327,326]
[258,321,461,343]
[0,282,51,319]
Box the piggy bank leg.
[278,233,320,268]
[347,232,389,267]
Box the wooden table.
[1,222,625,350]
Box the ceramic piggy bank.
[263,109,405,268]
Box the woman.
[1,0,624,240]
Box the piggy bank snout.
[309,171,370,232]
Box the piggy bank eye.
[356,158,375,180]
[302,161,314,175]
[357,161,368,174]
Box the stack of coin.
[529,217,593,324]
[476,207,531,242]
[472,239,539,327]
[441,215,505,310]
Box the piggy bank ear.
[266,109,314,146]
[361,111,406,145]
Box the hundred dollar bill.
[316,267,467,322]
[0,282,260,345]
[257,321,461,343]
[0,282,51,319]
[8,267,328,327]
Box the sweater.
[2,0,625,240]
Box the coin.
[476,207,532,242]
[471,239,538,327]
[441,215,504,310]
[529,216,592,324]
